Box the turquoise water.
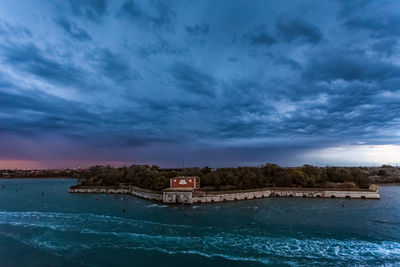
[0,179,399,266]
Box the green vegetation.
[3,164,399,191]
[78,165,172,190]
[76,164,387,191]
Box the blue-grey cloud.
[0,0,400,167]
[248,32,276,46]
[136,39,185,57]
[274,56,301,70]
[68,0,108,22]
[0,89,96,137]
[55,17,92,41]
[0,42,85,86]
[94,48,141,81]
[276,17,323,44]
[0,21,32,38]
[244,25,276,46]
[344,16,400,38]
[372,39,398,56]
[118,0,175,30]
[169,62,217,97]
[185,23,209,36]
[304,49,400,82]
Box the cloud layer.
[0,0,399,168]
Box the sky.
[0,0,400,169]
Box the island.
[66,164,396,203]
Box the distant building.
[169,176,200,189]
[163,176,200,204]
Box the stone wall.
[70,186,380,204]
[163,190,193,204]
[69,187,162,202]
[130,189,163,202]
[69,187,129,194]
[192,188,380,204]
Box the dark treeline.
[74,164,400,191]
[0,169,80,178]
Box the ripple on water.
[0,210,399,266]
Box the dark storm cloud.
[1,0,400,167]
[344,16,400,38]
[55,17,92,41]
[0,42,85,86]
[372,39,398,56]
[335,0,374,18]
[118,0,175,29]
[304,49,400,82]
[0,88,170,147]
[137,39,185,57]
[244,25,276,46]
[247,32,276,46]
[221,79,267,110]
[185,23,209,36]
[94,48,141,81]
[275,17,323,44]
[243,17,323,47]
[274,57,301,70]
[0,90,96,136]
[169,62,217,97]
[68,0,108,22]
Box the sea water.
[0,179,399,266]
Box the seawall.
[70,185,380,204]
[191,187,380,204]
[69,186,163,202]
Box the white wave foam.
[1,211,400,265]
[0,210,194,230]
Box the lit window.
[174,179,176,182]
[189,179,192,182]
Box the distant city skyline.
[1,0,399,169]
